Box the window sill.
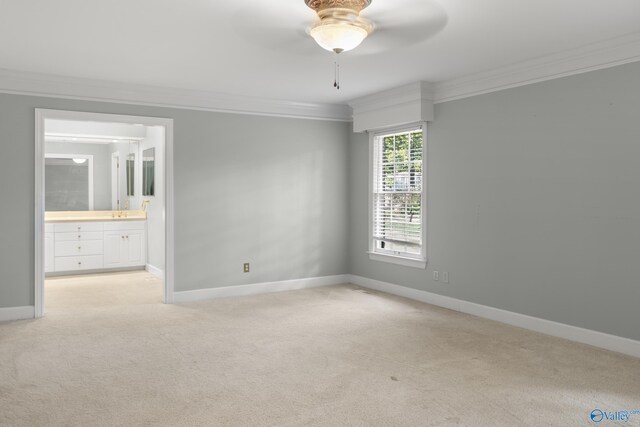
[368,252,427,269]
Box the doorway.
[35,109,174,317]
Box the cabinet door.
[44,233,54,273]
[125,231,145,266]
[104,231,126,268]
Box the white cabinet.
[46,220,146,274]
[55,231,103,241]
[104,230,145,268]
[55,255,104,272]
[103,221,146,269]
[54,222,104,233]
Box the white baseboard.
[348,275,640,359]
[0,306,35,323]
[173,274,349,304]
[145,264,164,279]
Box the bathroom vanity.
[45,210,147,275]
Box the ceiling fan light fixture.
[305,0,374,53]
[309,23,369,53]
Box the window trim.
[368,123,427,269]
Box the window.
[370,124,426,268]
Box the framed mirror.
[142,147,155,196]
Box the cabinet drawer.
[54,222,104,233]
[55,255,103,272]
[55,240,103,257]
[103,220,145,231]
[55,231,103,241]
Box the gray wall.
[45,141,112,210]
[0,93,350,308]
[2,62,638,343]
[349,61,640,341]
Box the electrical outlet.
[243,263,250,273]
[442,271,449,284]
[433,270,439,281]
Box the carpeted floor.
[1,272,639,426]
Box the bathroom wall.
[109,141,141,211]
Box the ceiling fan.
[233,0,447,88]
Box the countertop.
[45,210,147,223]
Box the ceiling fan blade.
[357,0,448,54]
[230,2,318,55]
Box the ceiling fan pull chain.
[334,52,340,90]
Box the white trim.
[0,306,35,322]
[1,69,351,122]
[433,33,640,104]
[35,112,45,318]
[145,264,163,279]
[35,109,176,316]
[164,121,175,304]
[350,82,434,132]
[367,252,426,269]
[44,153,94,210]
[173,275,349,304]
[111,152,120,210]
[348,275,640,359]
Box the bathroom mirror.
[142,147,155,196]
[44,154,93,211]
[44,139,140,211]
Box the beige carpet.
[1,272,639,426]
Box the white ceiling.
[1,0,639,106]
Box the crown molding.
[349,81,434,114]
[1,34,638,122]
[434,33,640,104]
[0,68,352,122]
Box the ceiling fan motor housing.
[305,0,372,13]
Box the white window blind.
[372,125,424,260]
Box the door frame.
[111,152,120,210]
[35,109,175,317]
